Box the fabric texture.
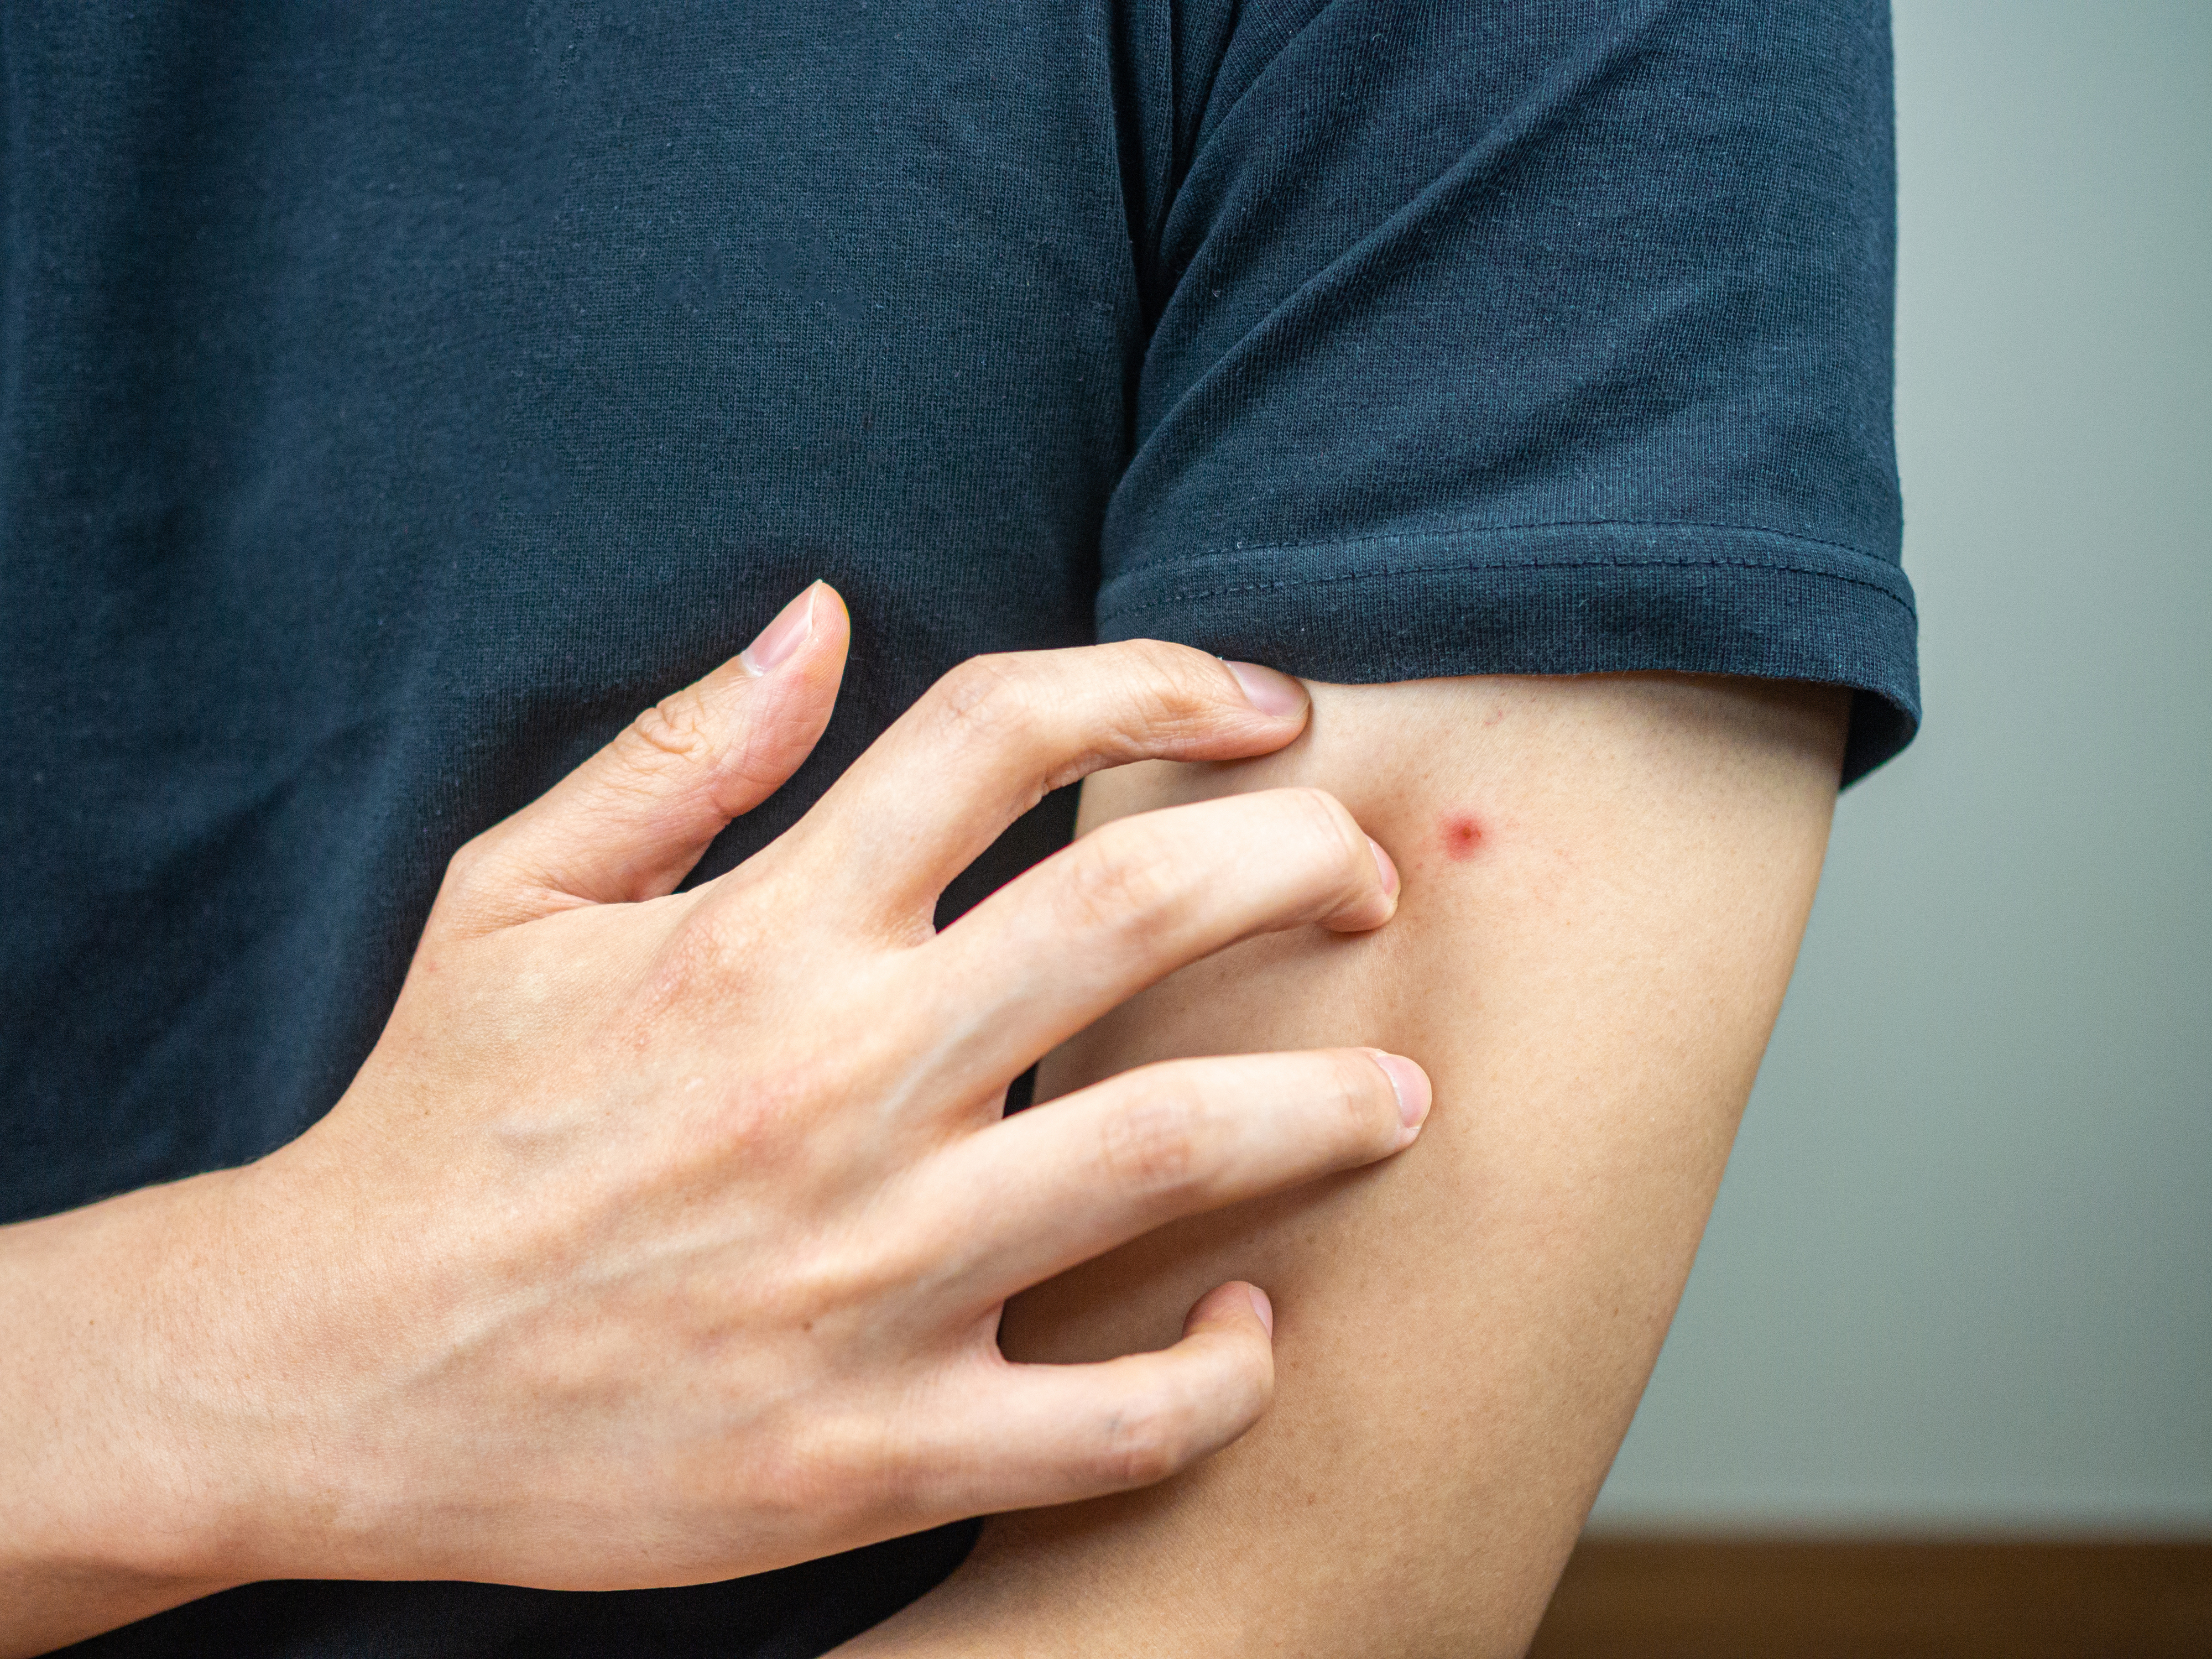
[1,1,1912,1652]
[1099,0,1915,784]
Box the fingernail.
[1245,1284,1274,1336]
[1368,836,1400,901]
[1367,1050,1431,1135]
[1222,659,1307,718]
[741,584,817,675]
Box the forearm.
[843,672,1846,1657]
[0,1174,260,1655]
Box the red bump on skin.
[1440,812,1485,862]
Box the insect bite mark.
[1439,813,1485,862]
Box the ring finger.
[895,1046,1428,1318]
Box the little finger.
[917,1281,1279,1517]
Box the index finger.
[786,640,1310,930]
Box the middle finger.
[901,785,1399,1103]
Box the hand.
[30,583,1427,1600]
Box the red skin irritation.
[1439,812,1485,862]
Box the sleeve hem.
[1095,522,1921,785]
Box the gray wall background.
[1589,0,2211,1533]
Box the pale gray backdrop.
[1589,0,2212,1533]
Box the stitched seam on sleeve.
[1167,517,1897,568]
[1105,548,1919,621]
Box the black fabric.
[48,1535,979,1659]
[1098,0,1917,785]
[2,1,1913,1652]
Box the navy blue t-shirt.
[2,1,1916,1652]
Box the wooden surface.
[1526,1537,2212,1659]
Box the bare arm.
[843,670,1848,1657]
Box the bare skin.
[840,672,1849,1657]
[0,589,1434,1656]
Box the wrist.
[0,1167,295,1588]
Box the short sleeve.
[1099,0,1916,782]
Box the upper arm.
[847,4,1898,1645]
[844,669,1847,1657]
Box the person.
[0,1,1917,1655]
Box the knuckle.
[1098,1079,1209,1202]
[1269,786,1370,884]
[1092,1390,1198,1489]
[1102,636,1211,688]
[928,654,1044,748]
[718,1079,807,1159]
[1055,826,1182,937]
[431,832,530,931]
[440,831,498,894]
[1102,638,1213,708]
[1277,784,1356,847]
[620,688,717,774]
[645,901,744,1003]
[1091,640,1242,748]
[644,873,802,1003]
[743,1407,875,1530]
[734,1416,824,1524]
[774,1240,896,1325]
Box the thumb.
[445,582,849,927]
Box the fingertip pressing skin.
[1185,1280,1274,1342]
[1177,1282,1277,1430]
[1365,1049,1432,1139]
[1320,826,1399,935]
[1241,1284,1274,1337]
[1220,660,1308,721]
[1367,836,1400,899]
